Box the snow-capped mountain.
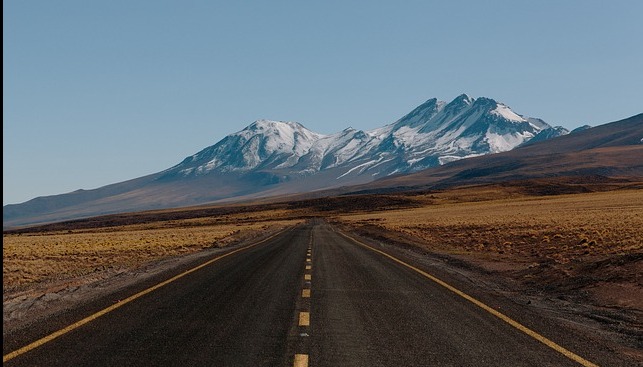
[163,94,551,181]
[8,93,588,228]
[171,120,324,175]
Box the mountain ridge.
[8,95,635,228]
[162,94,552,181]
[347,113,643,193]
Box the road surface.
[3,221,622,366]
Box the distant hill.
[344,113,643,193]
[5,98,641,228]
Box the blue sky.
[4,0,642,205]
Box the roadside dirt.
[336,221,643,363]
[4,217,641,363]
[4,182,641,363]
[2,225,289,337]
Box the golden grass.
[337,190,643,264]
[3,218,302,290]
[4,187,642,296]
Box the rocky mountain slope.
[5,94,571,227]
[162,94,552,181]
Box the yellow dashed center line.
[293,234,312,366]
[293,353,309,367]
[340,231,599,367]
[299,312,310,326]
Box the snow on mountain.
[351,94,550,172]
[519,126,570,147]
[169,120,324,176]
[6,112,640,229]
[165,94,553,182]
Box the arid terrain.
[338,186,642,310]
[335,185,643,358]
[4,178,642,361]
[3,210,305,333]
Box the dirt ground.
[3,182,642,361]
[333,188,643,361]
[3,221,300,334]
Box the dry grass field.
[339,189,642,258]
[332,186,643,359]
[4,181,642,354]
[336,188,643,309]
[4,184,641,304]
[3,215,303,293]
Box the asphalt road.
[4,221,619,366]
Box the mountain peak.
[440,94,475,115]
[6,111,640,228]
[394,97,444,129]
[240,120,323,141]
[245,119,305,131]
[166,94,550,180]
[472,96,497,107]
[422,97,439,106]
[453,93,474,105]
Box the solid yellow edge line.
[339,231,599,367]
[3,227,292,363]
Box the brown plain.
[337,189,643,307]
[3,182,642,359]
[3,212,303,293]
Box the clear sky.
[4,0,642,205]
